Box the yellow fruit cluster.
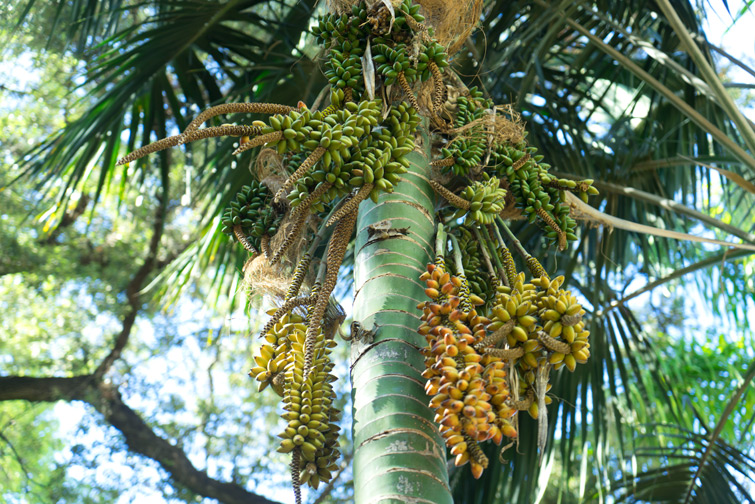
[276,323,341,489]
[418,258,518,479]
[249,311,305,396]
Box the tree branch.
[0,375,280,504]
[94,191,168,380]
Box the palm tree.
[7,0,755,503]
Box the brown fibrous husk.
[243,254,288,298]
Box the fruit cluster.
[454,226,495,307]
[286,95,419,207]
[220,181,282,251]
[438,88,490,176]
[312,4,369,94]
[455,175,507,225]
[250,311,305,396]
[418,222,593,478]
[418,257,518,479]
[276,317,341,490]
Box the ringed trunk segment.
[351,132,453,504]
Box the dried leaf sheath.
[184,102,298,133]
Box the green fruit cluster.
[285,93,418,207]
[455,87,491,127]
[440,88,491,176]
[454,226,495,306]
[491,140,582,248]
[456,175,507,225]
[312,3,370,93]
[277,324,341,490]
[221,181,281,247]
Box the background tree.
[2,0,754,503]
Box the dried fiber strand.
[233,131,284,155]
[326,183,373,227]
[429,180,470,209]
[258,294,314,341]
[430,157,454,168]
[303,208,358,378]
[398,72,420,112]
[535,208,567,250]
[270,209,309,265]
[243,254,289,298]
[233,224,258,255]
[275,147,327,203]
[537,331,571,354]
[184,102,297,133]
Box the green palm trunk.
[351,135,452,502]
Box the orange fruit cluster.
[418,258,518,479]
